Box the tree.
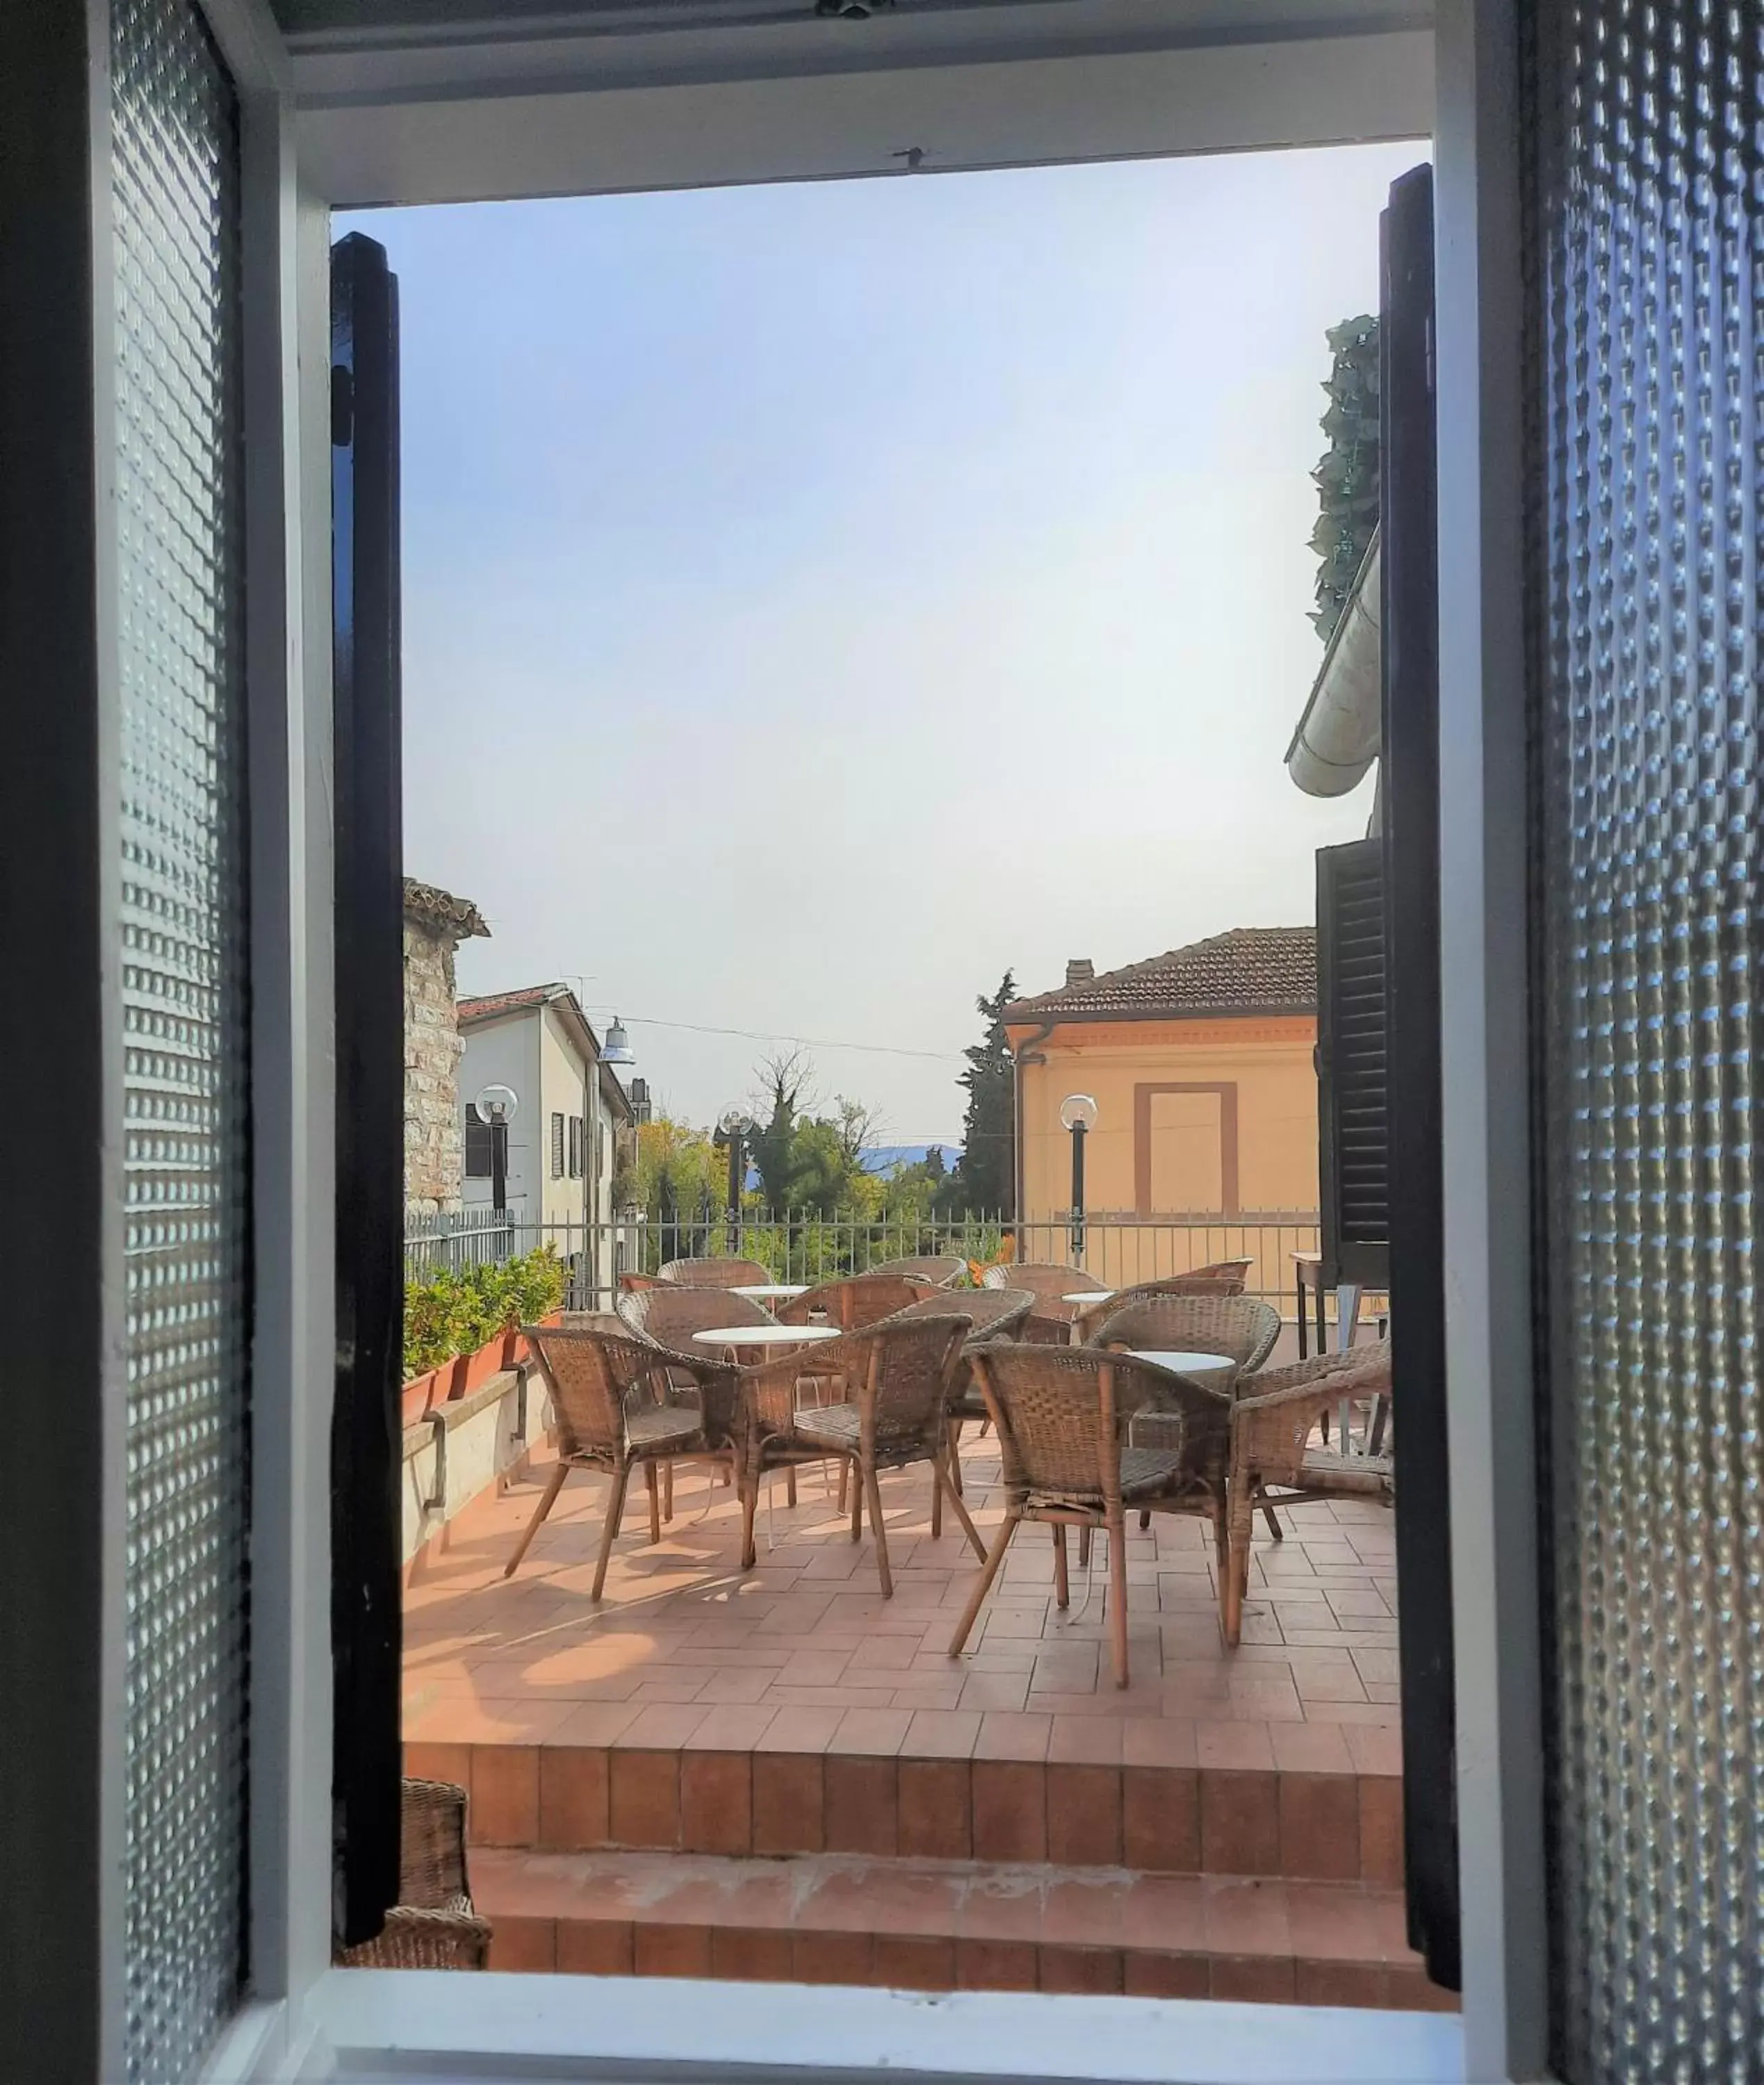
[746,1052,876,1213]
[1310,315,1381,643]
[947,973,1016,1217]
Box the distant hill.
[861,1143,962,1177]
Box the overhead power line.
[586,1008,963,1063]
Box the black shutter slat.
[1316,837,1391,1273]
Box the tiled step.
[470,1846,1457,2011]
[407,1723,1403,1886]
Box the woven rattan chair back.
[1231,1343,1392,1487]
[883,1286,1034,1339]
[523,1324,679,1460]
[860,1315,970,1455]
[970,1342,1229,1505]
[867,1253,966,1286]
[1088,1292,1281,1372]
[774,1273,935,1332]
[981,1261,1093,1300]
[655,1256,774,1288]
[616,1284,772,1354]
[335,1778,490,1970]
[1191,1258,1256,1281]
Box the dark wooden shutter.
[1316,835,1390,1289]
[329,229,404,1951]
[1381,161,1458,1994]
[464,1108,493,1178]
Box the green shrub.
[402,1245,567,1380]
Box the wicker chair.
[1222,1345,1394,1644]
[737,1316,983,1592]
[655,1255,774,1289]
[773,1273,938,1332]
[1088,1292,1281,1541]
[949,1343,1232,1687]
[1089,1291,1282,1373]
[614,1286,774,1510]
[877,1287,1036,1521]
[980,1261,1097,1343]
[1191,1257,1257,1282]
[1068,1274,1248,1343]
[867,1253,967,1286]
[504,1324,737,1596]
[336,1778,491,1970]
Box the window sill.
[311,1970,1464,2082]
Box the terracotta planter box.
[451,1333,509,1400]
[400,1366,446,1428]
[507,1309,563,1369]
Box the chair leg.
[787,1467,797,1508]
[1261,1493,1284,1542]
[503,1460,569,1579]
[645,1462,662,1544]
[664,1462,673,1522]
[930,1455,942,1540]
[1052,1523,1069,1609]
[591,1465,632,1601]
[948,1507,1020,1656]
[947,1418,965,1496]
[838,1462,849,1516]
[1105,1508,1130,1688]
[864,1464,893,1597]
[740,1465,760,1571]
[934,1452,988,1563]
[1138,1509,1151,1531]
[849,1457,864,1541]
[1078,1526,1092,1568]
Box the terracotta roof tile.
[1006,927,1316,1022]
[457,983,566,1023]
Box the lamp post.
[1060,1093,1097,1265]
[714,1108,753,1252]
[473,1084,520,1219]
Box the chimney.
[1065,958,1095,988]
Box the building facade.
[1006,929,1318,1279]
[401,878,489,1211]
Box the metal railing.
[403,1203,1321,1314]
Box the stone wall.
[402,878,489,1212]
[405,919,466,1209]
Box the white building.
[457,983,634,1294]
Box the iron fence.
[403,1203,1322,1314]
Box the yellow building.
[1006,928,1318,1287]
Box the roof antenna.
[890,146,929,170]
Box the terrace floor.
[400,1407,1448,2008]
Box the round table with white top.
[1125,1347,1238,1382]
[689,1322,841,1352]
[728,1283,810,1303]
[1063,1290,1114,1307]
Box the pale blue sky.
[350,140,1414,1142]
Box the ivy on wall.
[1310,314,1380,644]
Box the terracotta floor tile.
[608,1751,680,1849]
[974,1710,1052,1762]
[1284,1881,1386,1964]
[956,1939,1038,1991]
[752,1749,825,1855]
[1124,1950,1210,1998]
[1123,1765,1200,1873]
[711,1927,795,1982]
[754,1705,844,1752]
[487,1915,555,1972]
[1279,1772,1361,1881]
[1269,1722,1355,1774]
[902,1709,981,1759]
[403,1740,472,1790]
[612,1703,712,1748]
[898,1758,972,1861]
[470,1745,540,1846]
[1049,1716,1124,1765]
[1038,1945,1123,1995]
[1194,1721,1276,1772]
[633,1922,712,1978]
[678,1751,751,1856]
[1210,1953,1296,2002]
[1046,1763,1122,1867]
[828,1707,913,1756]
[555,1919,635,1976]
[1200,1768,1280,1876]
[792,1929,875,1986]
[683,1705,777,1751]
[1359,1774,1405,1888]
[824,1754,897,1855]
[1204,1876,1292,1956]
[971,1759,1047,1863]
[537,1747,610,1852]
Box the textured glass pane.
[112,1,250,2079]
[1527,3,1763,2079]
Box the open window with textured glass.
[1525,1,1764,2077]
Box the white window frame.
[186,1,1547,2078]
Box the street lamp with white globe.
[1059,1093,1098,1264]
[473,1084,519,1217]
